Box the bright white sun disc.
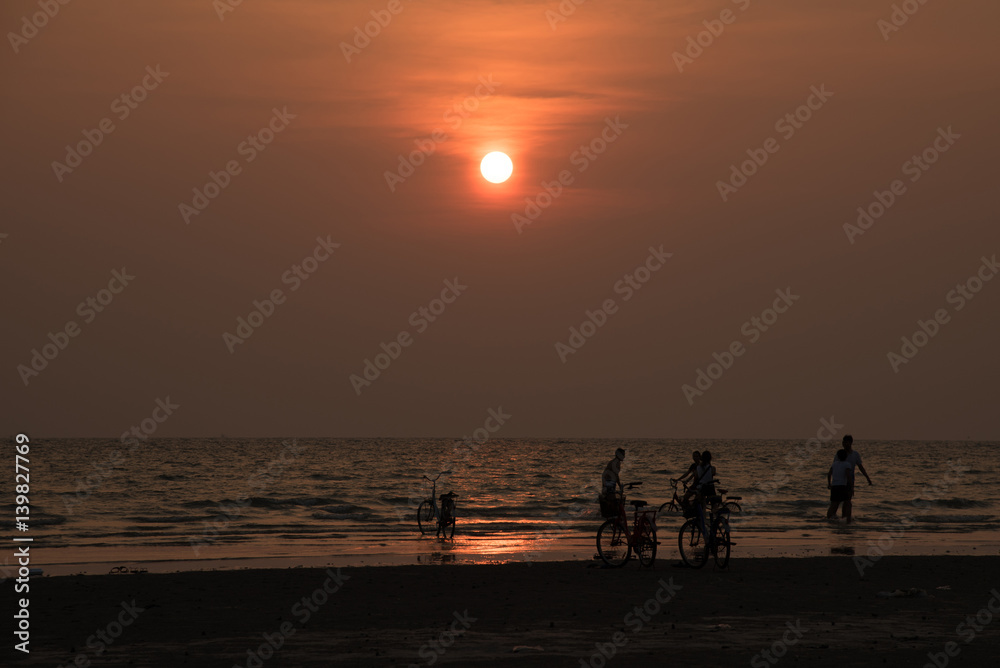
[480,151,513,183]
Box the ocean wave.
[880,497,992,509]
[910,514,996,524]
[182,496,341,510]
[921,498,991,509]
[755,499,830,509]
[311,510,373,521]
[0,515,66,528]
[27,438,1000,555]
[125,515,204,524]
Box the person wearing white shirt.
[827,449,854,521]
[832,434,872,520]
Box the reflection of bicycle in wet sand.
[596,482,657,568]
[417,471,458,539]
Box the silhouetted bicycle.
[677,490,733,569]
[596,482,658,568]
[658,478,690,517]
[417,471,458,539]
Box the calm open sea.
[12,438,1000,570]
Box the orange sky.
[2,0,998,438]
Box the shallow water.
[13,437,1000,569]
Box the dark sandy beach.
[17,556,1000,667]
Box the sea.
[11,438,1000,574]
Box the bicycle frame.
[611,485,657,548]
[663,479,690,512]
[420,471,457,538]
[423,475,441,521]
[693,495,728,543]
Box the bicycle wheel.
[657,501,680,518]
[678,518,707,569]
[417,501,435,535]
[597,518,631,567]
[713,516,731,568]
[724,501,742,515]
[637,518,657,567]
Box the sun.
[480,151,513,183]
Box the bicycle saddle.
[439,491,458,499]
[629,500,647,507]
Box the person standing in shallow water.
[835,434,872,519]
[827,448,854,522]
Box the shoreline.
[25,556,1000,667]
[17,528,1000,576]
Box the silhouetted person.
[685,450,716,505]
[834,435,872,519]
[827,448,853,522]
[599,448,626,515]
[601,448,626,497]
[675,450,701,486]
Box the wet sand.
[23,556,1000,667]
